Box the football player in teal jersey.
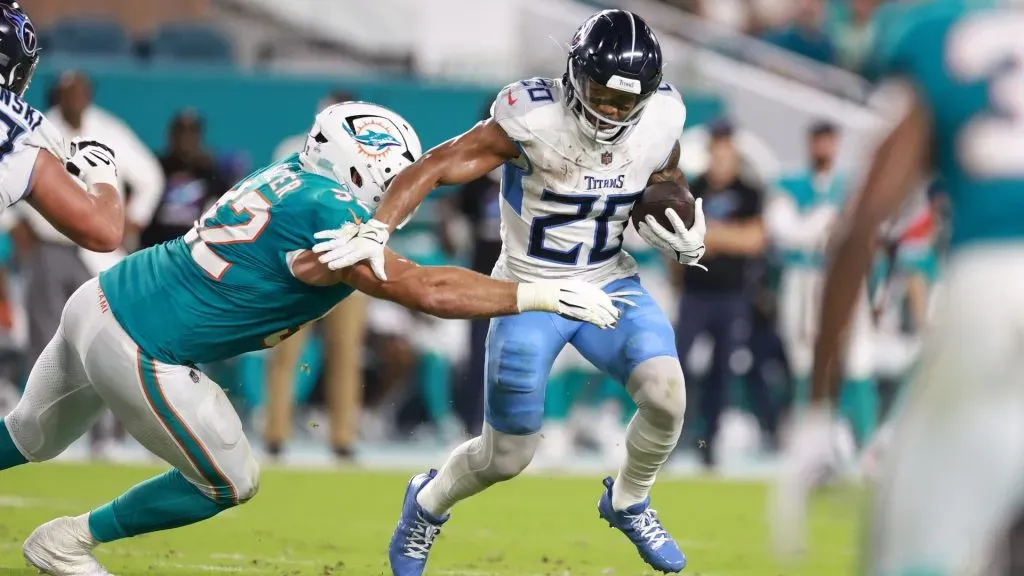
[0,101,629,576]
[775,1,1024,573]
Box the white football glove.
[517,280,638,329]
[769,403,845,562]
[637,197,707,268]
[65,138,118,189]
[313,218,391,280]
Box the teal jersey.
[871,0,1024,250]
[99,154,370,366]
[773,170,849,267]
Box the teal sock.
[839,377,878,446]
[88,470,232,543]
[793,376,811,407]
[0,418,27,470]
[420,353,453,424]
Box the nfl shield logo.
[601,151,613,165]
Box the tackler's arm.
[370,119,521,233]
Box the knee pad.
[234,453,261,504]
[486,330,555,436]
[627,357,687,427]
[473,424,539,482]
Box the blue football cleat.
[598,476,687,573]
[389,469,449,576]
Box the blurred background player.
[315,9,705,575]
[673,119,772,470]
[780,1,1024,573]
[0,101,624,576]
[767,119,876,447]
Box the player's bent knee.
[4,403,56,463]
[479,426,539,482]
[231,451,262,505]
[628,356,687,426]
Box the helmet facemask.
[566,59,655,144]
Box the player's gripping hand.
[313,218,390,280]
[64,138,118,190]
[516,280,637,329]
[769,404,844,562]
[637,198,707,268]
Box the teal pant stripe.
[136,351,236,505]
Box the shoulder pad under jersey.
[490,78,560,143]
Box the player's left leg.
[23,282,260,576]
[390,311,573,576]
[573,275,687,573]
[79,351,259,546]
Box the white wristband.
[515,282,558,313]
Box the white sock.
[416,435,487,517]
[72,513,99,548]
[415,424,539,517]
[612,357,686,511]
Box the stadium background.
[0,1,940,573]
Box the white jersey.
[490,77,686,285]
[0,88,66,212]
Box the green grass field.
[0,462,861,575]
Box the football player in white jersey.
[0,2,124,252]
[313,10,706,575]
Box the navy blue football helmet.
[0,1,38,96]
[564,10,663,143]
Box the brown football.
[631,181,695,233]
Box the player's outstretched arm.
[292,243,625,327]
[26,145,124,252]
[313,120,521,279]
[812,83,930,404]
[372,119,521,232]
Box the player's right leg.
[389,311,573,576]
[23,279,259,576]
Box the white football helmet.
[300,101,422,223]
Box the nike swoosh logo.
[506,90,517,106]
[347,208,363,225]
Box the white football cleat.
[23,515,112,576]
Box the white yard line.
[0,494,85,510]
[210,553,316,566]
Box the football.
[631,181,696,233]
